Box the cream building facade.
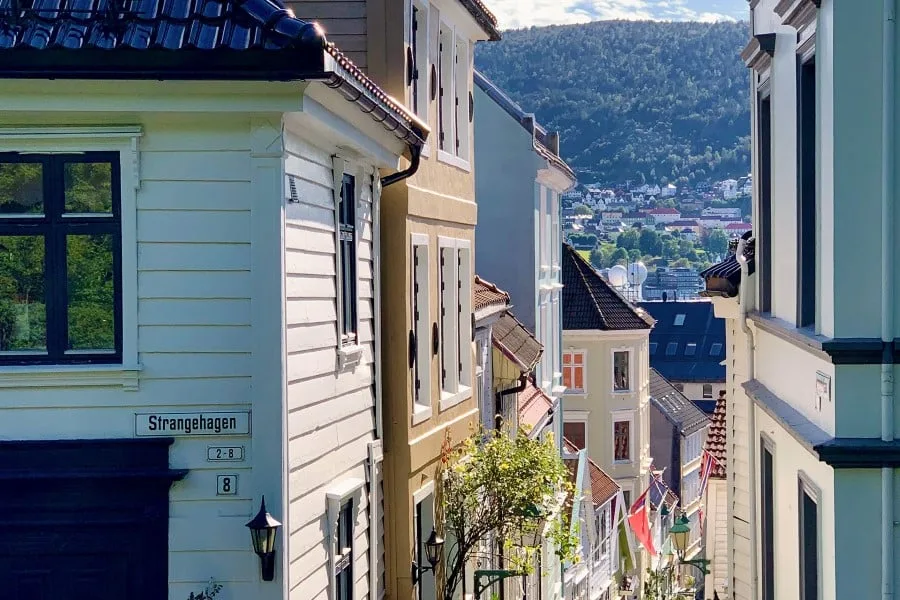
[702,1,900,599]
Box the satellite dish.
[608,265,628,287]
[627,262,648,285]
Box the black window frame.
[0,151,122,365]
[339,173,358,342]
[761,441,775,600]
[797,54,817,328]
[798,476,819,600]
[758,91,773,313]
[334,498,354,600]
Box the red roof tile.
[705,391,727,478]
[474,275,510,313]
[518,379,553,432]
[587,458,620,507]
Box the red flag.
[627,488,658,556]
[699,450,716,498]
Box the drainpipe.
[882,2,896,599]
[496,373,529,430]
[736,237,758,600]
[381,144,422,189]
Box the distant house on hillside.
[647,207,681,224]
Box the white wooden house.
[0,3,426,600]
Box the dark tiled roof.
[706,392,726,478]
[460,0,500,41]
[493,311,543,371]
[562,243,654,331]
[588,458,619,507]
[639,300,725,384]
[474,275,510,313]
[474,70,575,180]
[649,368,711,436]
[700,232,755,298]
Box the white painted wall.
[282,128,382,600]
[703,478,728,600]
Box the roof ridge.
[564,243,654,327]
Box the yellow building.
[284,1,501,599]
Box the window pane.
[67,234,115,351]
[0,161,43,214]
[0,235,46,351]
[614,351,629,391]
[65,162,113,213]
[574,352,584,365]
[614,421,630,461]
[574,366,584,390]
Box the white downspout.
[373,171,384,441]
[882,2,896,600]
[736,238,758,600]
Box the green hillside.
[475,20,751,185]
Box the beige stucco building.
[560,244,655,592]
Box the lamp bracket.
[473,569,523,599]
[410,561,436,586]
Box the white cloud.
[486,0,740,29]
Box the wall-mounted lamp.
[246,496,283,581]
[411,529,444,585]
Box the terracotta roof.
[587,458,620,507]
[648,207,680,214]
[649,368,710,436]
[561,243,654,331]
[724,222,753,230]
[706,392,727,478]
[517,379,553,432]
[474,275,510,313]
[493,311,543,371]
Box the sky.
[488,0,747,29]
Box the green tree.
[573,203,593,216]
[617,228,639,251]
[437,430,578,600]
[609,247,628,265]
[628,248,642,263]
[639,229,662,256]
[704,228,730,257]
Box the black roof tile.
[700,231,755,298]
[649,368,711,436]
[639,300,725,383]
[562,243,654,331]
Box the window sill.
[439,386,472,412]
[612,390,633,395]
[563,389,586,396]
[411,403,432,426]
[552,385,567,396]
[0,363,142,391]
[338,343,364,370]
[436,149,471,172]
[612,459,633,466]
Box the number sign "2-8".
[208,446,245,462]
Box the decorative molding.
[815,438,900,468]
[0,126,143,139]
[774,0,820,33]
[742,33,777,72]
[0,364,142,391]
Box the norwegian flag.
[699,450,718,499]
[627,488,658,556]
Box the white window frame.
[411,233,432,425]
[437,236,471,410]
[0,127,141,390]
[611,410,635,464]
[326,478,366,600]
[611,348,633,394]
[436,19,471,171]
[702,383,713,398]
[367,441,383,600]
[550,190,561,272]
[333,156,364,368]
[562,349,587,394]
[551,290,562,389]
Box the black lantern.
[411,528,444,584]
[246,496,283,581]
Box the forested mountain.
[475,20,751,185]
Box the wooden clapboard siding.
[283,131,380,599]
[286,0,368,70]
[0,113,258,594]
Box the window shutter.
[413,247,421,397]
[439,250,446,385]
[457,252,463,376]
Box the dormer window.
[673,314,686,326]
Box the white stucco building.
[474,70,577,404]
[0,7,425,600]
[702,1,900,599]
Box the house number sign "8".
[217,474,238,496]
